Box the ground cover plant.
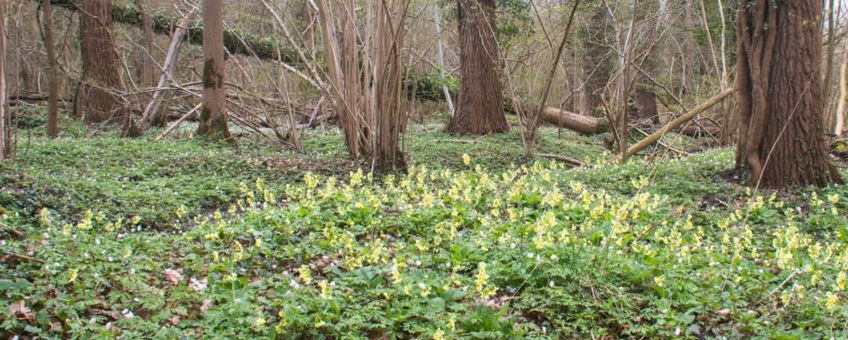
[2,123,848,338]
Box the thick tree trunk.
[735,0,841,188]
[196,0,233,143]
[447,0,508,135]
[75,0,124,124]
[44,0,60,138]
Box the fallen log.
[539,106,610,135]
[680,125,720,138]
[621,88,736,159]
[41,0,298,64]
[43,0,453,103]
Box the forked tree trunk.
[44,0,60,138]
[447,0,509,135]
[75,0,124,124]
[735,0,841,188]
[196,0,233,143]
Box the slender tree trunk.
[834,48,848,137]
[735,0,841,188]
[432,2,455,116]
[44,0,60,138]
[136,0,157,113]
[196,0,233,143]
[75,0,124,124]
[447,0,508,135]
[580,3,611,116]
[140,10,194,130]
[0,1,9,160]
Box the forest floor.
[2,109,848,338]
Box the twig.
[2,252,46,263]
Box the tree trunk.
[75,0,124,124]
[44,0,60,138]
[140,10,194,130]
[0,2,10,160]
[835,48,848,137]
[447,0,508,135]
[135,0,157,112]
[735,0,841,188]
[196,0,233,143]
[580,3,612,116]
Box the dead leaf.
[200,299,213,314]
[716,308,731,317]
[164,268,184,285]
[189,277,208,292]
[9,300,34,320]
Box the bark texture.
[196,0,233,143]
[44,0,60,138]
[447,0,509,135]
[735,0,841,188]
[75,0,124,124]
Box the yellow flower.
[131,215,141,224]
[299,265,312,284]
[433,329,445,340]
[475,262,495,298]
[826,292,840,310]
[654,275,665,287]
[255,314,266,326]
[314,320,325,328]
[462,154,471,166]
[319,280,332,299]
[67,268,79,284]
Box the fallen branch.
[2,252,46,263]
[621,88,736,159]
[156,103,202,140]
[537,153,586,167]
[140,8,196,129]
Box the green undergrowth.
[3,152,848,338]
[4,112,848,338]
[1,113,609,228]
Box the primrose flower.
[67,268,79,283]
[462,153,471,166]
[131,215,141,224]
[299,265,312,284]
[475,262,495,298]
[255,314,266,326]
[826,292,840,310]
[319,280,332,299]
[433,329,445,340]
[654,275,665,287]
